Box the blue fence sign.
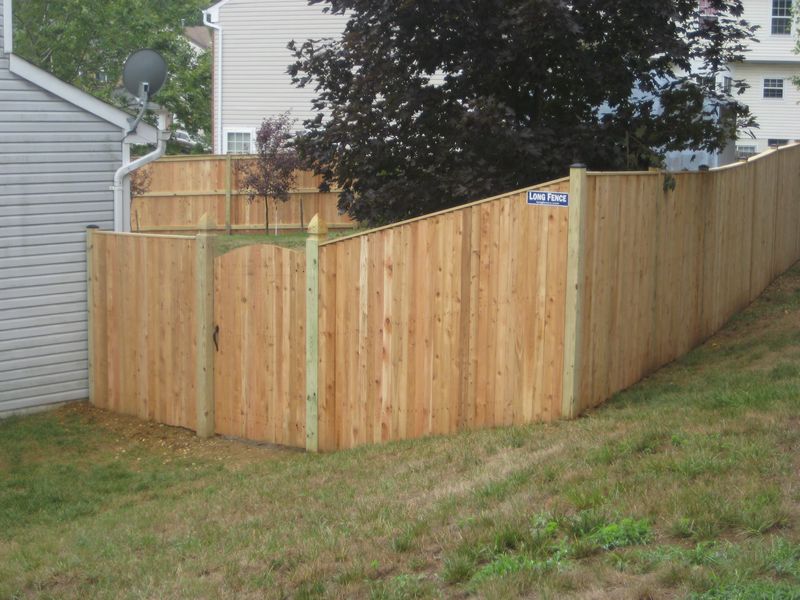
[527,191,569,207]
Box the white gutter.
[113,113,169,231]
[3,0,12,55]
[203,6,223,154]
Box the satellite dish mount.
[122,49,168,135]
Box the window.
[763,78,784,98]
[736,145,757,159]
[722,76,732,94]
[772,0,792,34]
[768,139,789,148]
[225,130,252,154]
[699,0,718,28]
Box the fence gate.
[212,244,307,447]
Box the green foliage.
[291,0,756,224]
[587,518,652,550]
[13,0,211,141]
[470,554,556,586]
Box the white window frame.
[736,145,757,160]
[223,128,256,155]
[771,0,792,35]
[768,139,789,148]
[763,78,784,99]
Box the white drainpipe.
[203,9,223,153]
[113,112,169,232]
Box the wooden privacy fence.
[88,143,800,451]
[130,155,355,234]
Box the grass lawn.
[213,228,362,256]
[2,269,800,599]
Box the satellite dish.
[122,49,168,135]
[122,49,167,99]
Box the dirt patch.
[57,402,289,467]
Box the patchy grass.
[213,228,362,256]
[2,266,800,598]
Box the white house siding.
[213,0,348,152]
[739,0,796,62]
[0,4,123,413]
[731,62,800,153]
[730,0,800,153]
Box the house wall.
[732,0,800,153]
[214,0,348,152]
[0,0,124,414]
[739,0,797,63]
[731,62,800,153]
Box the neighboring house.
[730,0,800,157]
[203,0,348,154]
[184,25,212,55]
[0,0,158,415]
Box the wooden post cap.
[307,214,329,237]
[198,212,217,232]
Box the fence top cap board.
[93,230,196,240]
[319,175,571,248]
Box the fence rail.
[88,144,800,451]
[131,155,354,234]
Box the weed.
[765,538,800,578]
[470,553,563,587]
[441,553,475,585]
[587,518,652,550]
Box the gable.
[0,0,157,144]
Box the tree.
[238,115,301,236]
[290,0,757,225]
[13,0,211,145]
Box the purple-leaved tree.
[238,114,301,235]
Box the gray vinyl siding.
[217,0,348,138]
[0,4,123,413]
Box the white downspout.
[203,8,223,154]
[113,113,169,232]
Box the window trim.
[771,0,792,35]
[767,139,790,148]
[223,127,256,155]
[763,78,784,99]
[736,145,757,160]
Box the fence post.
[195,212,216,437]
[225,155,233,235]
[305,214,328,452]
[561,164,588,419]
[85,225,99,405]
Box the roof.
[184,25,212,50]
[8,56,158,145]
[3,0,157,145]
[203,0,234,23]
